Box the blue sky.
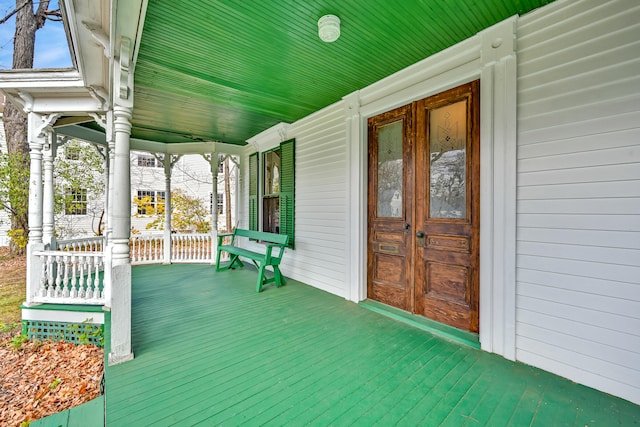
[0,0,72,69]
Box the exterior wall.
[240,103,349,297]
[515,0,640,405]
[238,0,639,404]
[286,104,348,296]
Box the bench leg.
[274,265,286,287]
[230,255,245,269]
[256,264,266,292]
[217,253,244,271]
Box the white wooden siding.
[516,0,640,404]
[239,102,348,297]
[288,103,347,296]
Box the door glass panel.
[429,100,467,219]
[377,120,403,218]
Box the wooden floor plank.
[101,264,640,426]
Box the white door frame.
[345,17,518,360]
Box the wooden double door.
[367,81,480,333]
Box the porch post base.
[108,352,135,366]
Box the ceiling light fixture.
[318,15,340,43]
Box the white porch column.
[163,154,172,264]
[25,113,45,306]
[102,145,109,241]
[111,106,132,263]
[106,112,115,245]
[108,105,134,365]
[41,132,56,246]
[205,153,219,262]
[27,113,45,245]
[25,113,59,305]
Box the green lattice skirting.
[22,320,104,347]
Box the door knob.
[404,223,410,230]
[416,231,424,238]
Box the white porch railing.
[56,236,104,252]
[129,232,215,264]
[31,250,107,305]
[171,233,212,263]
[130,233,165,265]
[27,233,219,305]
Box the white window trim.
[246,122,291,234]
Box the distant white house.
[129,150,237,234]
[0,123,237,243]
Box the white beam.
[32,96,103,114]
[0,71,84,88]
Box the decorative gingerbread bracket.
[36,113,62,139]
[119,37,132,100]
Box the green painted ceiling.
[133,0,554,145]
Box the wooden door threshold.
[359,299,480,349]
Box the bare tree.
[1,1,58,253]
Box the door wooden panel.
[414,81,480,332]
[367,81,479,333]
[367,104,413,311]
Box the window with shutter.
[251,139,295,248]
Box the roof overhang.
[2,1,556,148]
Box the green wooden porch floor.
[103,264,639,426]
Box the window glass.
[137,154,160,167]
[377,120,403,218]
[263,148,281,233]
[429,100,467,219]
[135,190,164,215]
[264,150,280,195]
[65,188,87,215]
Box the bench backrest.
[234,228,289,246]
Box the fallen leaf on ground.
[0,336,103,426]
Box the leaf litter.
[0,337,103,426]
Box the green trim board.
[359,299,481,349]
[29,396,104,427]
[21,303,105,313]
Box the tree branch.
[35,0,51,29]
[0,201,18,217]
[0,0,30,26]
[44,9,62,22]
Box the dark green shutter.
[279,139,295,248]
[248,152,258,231]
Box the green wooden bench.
[215,229,289,292]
